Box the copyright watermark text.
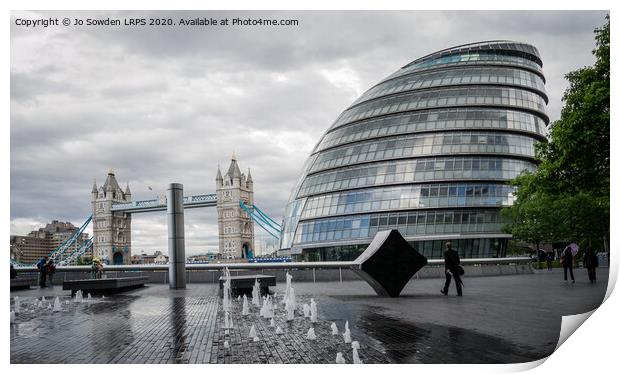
[14,17,300,28]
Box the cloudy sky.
[10,10,607,256]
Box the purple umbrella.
[565,243,579,256]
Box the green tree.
[504,15,610,252]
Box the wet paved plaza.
[10,268,608,364]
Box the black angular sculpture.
[351,229,428,297]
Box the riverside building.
[280,41,548,261]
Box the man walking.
[546,251,554,271]
[441,241,463,296]
[561,246,575,283]
[36,256,48,288]
[583,247,598,283]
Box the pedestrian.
[91,258,103,279]
[46,258,56,286]
[546,251,554,271]
[561,246,575,283]
[583,247,598,283]
[36,256,48,288]
[441,241,463,296]
[10,264,17,279]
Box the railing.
[15,257,533,273]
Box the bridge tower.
[91,170,132,265]
[216,154,255,259]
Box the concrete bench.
[62,276,149,295]
[10,276,38,291]
[218,274,276,296]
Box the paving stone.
[10,269,608,364]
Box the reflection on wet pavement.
[11,290,542,364]
[318,297,542,363]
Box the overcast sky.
[10,10,607,256]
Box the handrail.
[15,257,532,273]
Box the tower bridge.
[13,155,282,268]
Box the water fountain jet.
[331,323,339,335]
[310,298,318,323]
[14,296,21,314]
[306,327,317,340]
[335,352,345,364]
[251,279,261,306]
[343,320,352,343]
[222,267,232,312]
[352,347,363,364]
[53,297,62,312]
[223,311,234,329]
[242,295,249,315]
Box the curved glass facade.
[281,41,548,260]
[316,108,547,152]
[309,132,537,173]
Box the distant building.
[10,220,90,264]
[253,230,280,257]
[188,253,220,263]
[130,254,143,264]
[136,250,168,264]
[216,154,255,259]
[154,254,168,264]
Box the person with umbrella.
[561,243,578,283]
[440,241,463,296]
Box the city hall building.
[280,41,548,261]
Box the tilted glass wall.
[330,86,547,130]
[281,41,548,259]
[315,108,547,152]
[298,157,535,197]
[308,131,537,173]
[352,66,547,106]
[295,238,508,262]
